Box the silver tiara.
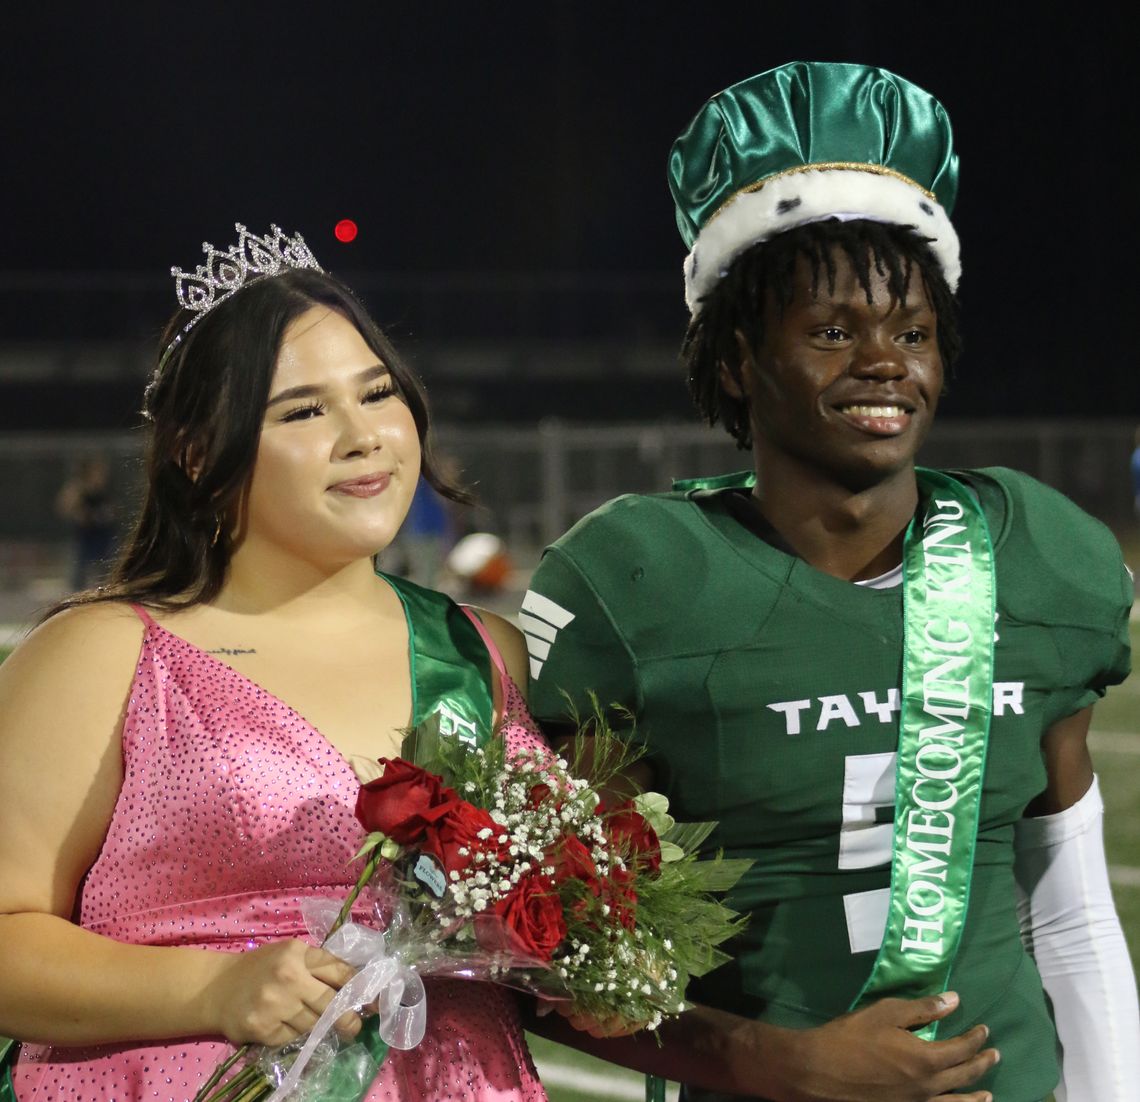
[159,222,325,364]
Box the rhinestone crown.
[160,222,324,363]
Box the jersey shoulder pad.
[548,491,712,591]
[962,466,1131,629]
[545,490,783,656]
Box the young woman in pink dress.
[0,226,548,1102]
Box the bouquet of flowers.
[195,709,750,1102]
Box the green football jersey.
[525,467,1132,1102]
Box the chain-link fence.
[2,419,1136,597]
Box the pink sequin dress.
[11,604,548,1101]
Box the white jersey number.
[839,752,895,954]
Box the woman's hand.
[202,939,363,1047]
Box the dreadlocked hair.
[682,218,961,449]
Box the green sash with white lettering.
[382,572,494,747]
[850,469,996,1039]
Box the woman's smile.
[328,471,392,497]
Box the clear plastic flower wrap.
[195,706,752,1102]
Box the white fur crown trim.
[683,169,960,314]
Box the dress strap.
[460,606,507,679]
[129,603,157,629]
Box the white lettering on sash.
[912,777,959,812]
[922,523,969,553]
[896,503,977,955]
[907,809,956,845]
[901,916,944,952]
[437,703,478,746]
[908,836,951,883]
[926,498,965,523]
[914,742,962,781]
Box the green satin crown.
[669,61,961,312]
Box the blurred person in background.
[385,469,457,587]
[524,62,1137,1102]
[55,452,117,590]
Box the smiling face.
[240,305,421,565]
[732,248,943,493]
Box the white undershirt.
[852,562,903,589]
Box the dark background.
[3,2,1137,426]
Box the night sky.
[4,2,1137,418]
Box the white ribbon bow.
[265,918,427,1101]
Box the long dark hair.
[683,218,962,449]
[49,268,468,616]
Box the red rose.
[476,872,568,963]
[420,801,508,874]
[355,758,460,845]
[525,782,556,810]
[605,800,662,875]
[546,835,602,921]
[602,863,639,931]
[550,836,601,893]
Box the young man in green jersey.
[523,62,1138,1101]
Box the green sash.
[850,469,995,1038]
[311,575,500,1096]
[668,468,996,1066]
[381,573,494,747]
[0,1038,13,1102]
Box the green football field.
[0,625,1136,1101]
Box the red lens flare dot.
[334,219,358,243]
